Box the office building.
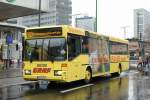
[134,8,150,41]
[75,16,96,32]
[8,0,72,27]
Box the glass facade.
[134,9,150,41]
[9,0,72,27]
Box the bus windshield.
[24,38,66,61]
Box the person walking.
[143,53,150,75]
[137,56,143,71]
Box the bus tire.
[84,68,92,83]
[111,72,119,77]
[47,81,55,89]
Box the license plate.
[37,76,46,80]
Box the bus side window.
[82,36,89,54]
[68,34,81,60]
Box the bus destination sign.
[27,27,62,38]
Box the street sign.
[6,35,13,44]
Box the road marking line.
[60,84,94,93]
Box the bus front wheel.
[84,69,92,83]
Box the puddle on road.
[0,85,30,100]
[23,77,132,100]
[0,71,143,100]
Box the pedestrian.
[143,53,150,75]
[137,56,143,71]
[144,53,149,66]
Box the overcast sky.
[72,0,150,39]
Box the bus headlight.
[54,70,62,76]
[24,70,31,75]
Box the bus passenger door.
[101,39,110,73]
[68,33,83,81]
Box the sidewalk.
[0,64,37,88]
[0,64,22,79]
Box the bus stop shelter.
[0,0,48,68]
[0,0,48,20]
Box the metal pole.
[38,0,41,27]
[139,32,142,41]
[137,13,140,40]
[140,33,144,58]
[96,0,97,32]
[123,27,126,39]
[121,26,129,39]
[137,12,144,57]
[138,32,143,57]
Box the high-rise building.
[134,8,150,41]
[8,0,72,27]
[75,16,96,32]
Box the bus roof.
[26,25,102,36]
[26,25,67,30]
[25,25,128,44]
[109,36,128,44]
[26,25,86,36]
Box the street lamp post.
[38,0,41,27]
[121,26,129,39]
[96,0,97,32]
[139,32,144,58]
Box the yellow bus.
[23,25,129,84]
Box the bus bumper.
[23,74,68,83]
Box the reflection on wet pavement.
[24,74,130,100]
[0,85,30,100]
[22,77,129,100]
[0,70,146,100]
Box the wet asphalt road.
[0,70,148,100]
